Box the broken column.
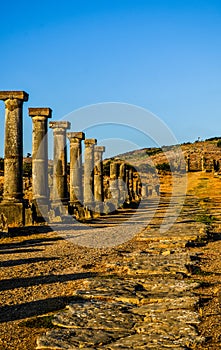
[29,108,52,220]
[94,146,105,213]
[67,132,85,210]
[49,121,71,208]
[0,91,31,225]
[83,138,97,211]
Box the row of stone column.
[29,114,106,215]
[186,154,220,172]
[0,90,142,225]
[108,162,141,206]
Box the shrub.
[146,148,162,156]
[156,162,171,172]
[23,162,32,177]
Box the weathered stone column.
[84,138,97,208]
[0,91,33,226]
[133,175,141,201]
[186,154,190,172]
[94,146,105,212]
[141,183,148,198]
[109,161,120,208]
[125,166,130,203]
[129,168,134,200]
[49,121,71,204]
[29,108,52,205]
[201,155,205,172]
[118,162,127,205]
[0,91,28,202]
[67,132,85,206]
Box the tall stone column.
[129,168,134,200]
[0,91,32,226]
[49,121,71,204]
[133,175,140,201]
[84,138,97,208]
[118,162,127,205]
[67,132,85,206]
[109,161,120,208]
[125,166,130,203]
[0,91,28,202]
[94,146,105,212]
[28,108,51,207]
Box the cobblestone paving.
[36,195,207,349]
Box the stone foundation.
[0,202,32,226]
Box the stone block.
[0,202,32,226]
[0,91,29,101]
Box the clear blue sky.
[0,0,221,157]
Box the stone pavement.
[36,193,207,349]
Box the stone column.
[94,146,105,212]
[49,121,71,204]
[134,176,141,200]
[0,91,29,202]
[109,161,120,208]
[141,183,148,198]
[118,162,127,205]
[133,175,137,200]
[129,168,134,200]
[84,138,97,208]
[67,132,85,206]
[125,166,130,203]
[201,155,205,172]
[28,108,52,206]
[0,91,31,226]
[186,154,190,172]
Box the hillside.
[109,137,221,174]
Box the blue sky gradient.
[1,0,221,157]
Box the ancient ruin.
[2,89,218,228]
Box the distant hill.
[106,138,221,174]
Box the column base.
[51,200,69,217]
[83,202,95,212]
[94,202,104,216]
[0,201,32,227]
[103,201,118,214]
[31,198,50,223]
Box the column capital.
[29,107,52,118]
[49,121,71,130]
[0,91,29,101]
[84,138,97,147]
[67,131,85,141]
[94,146,105,153]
